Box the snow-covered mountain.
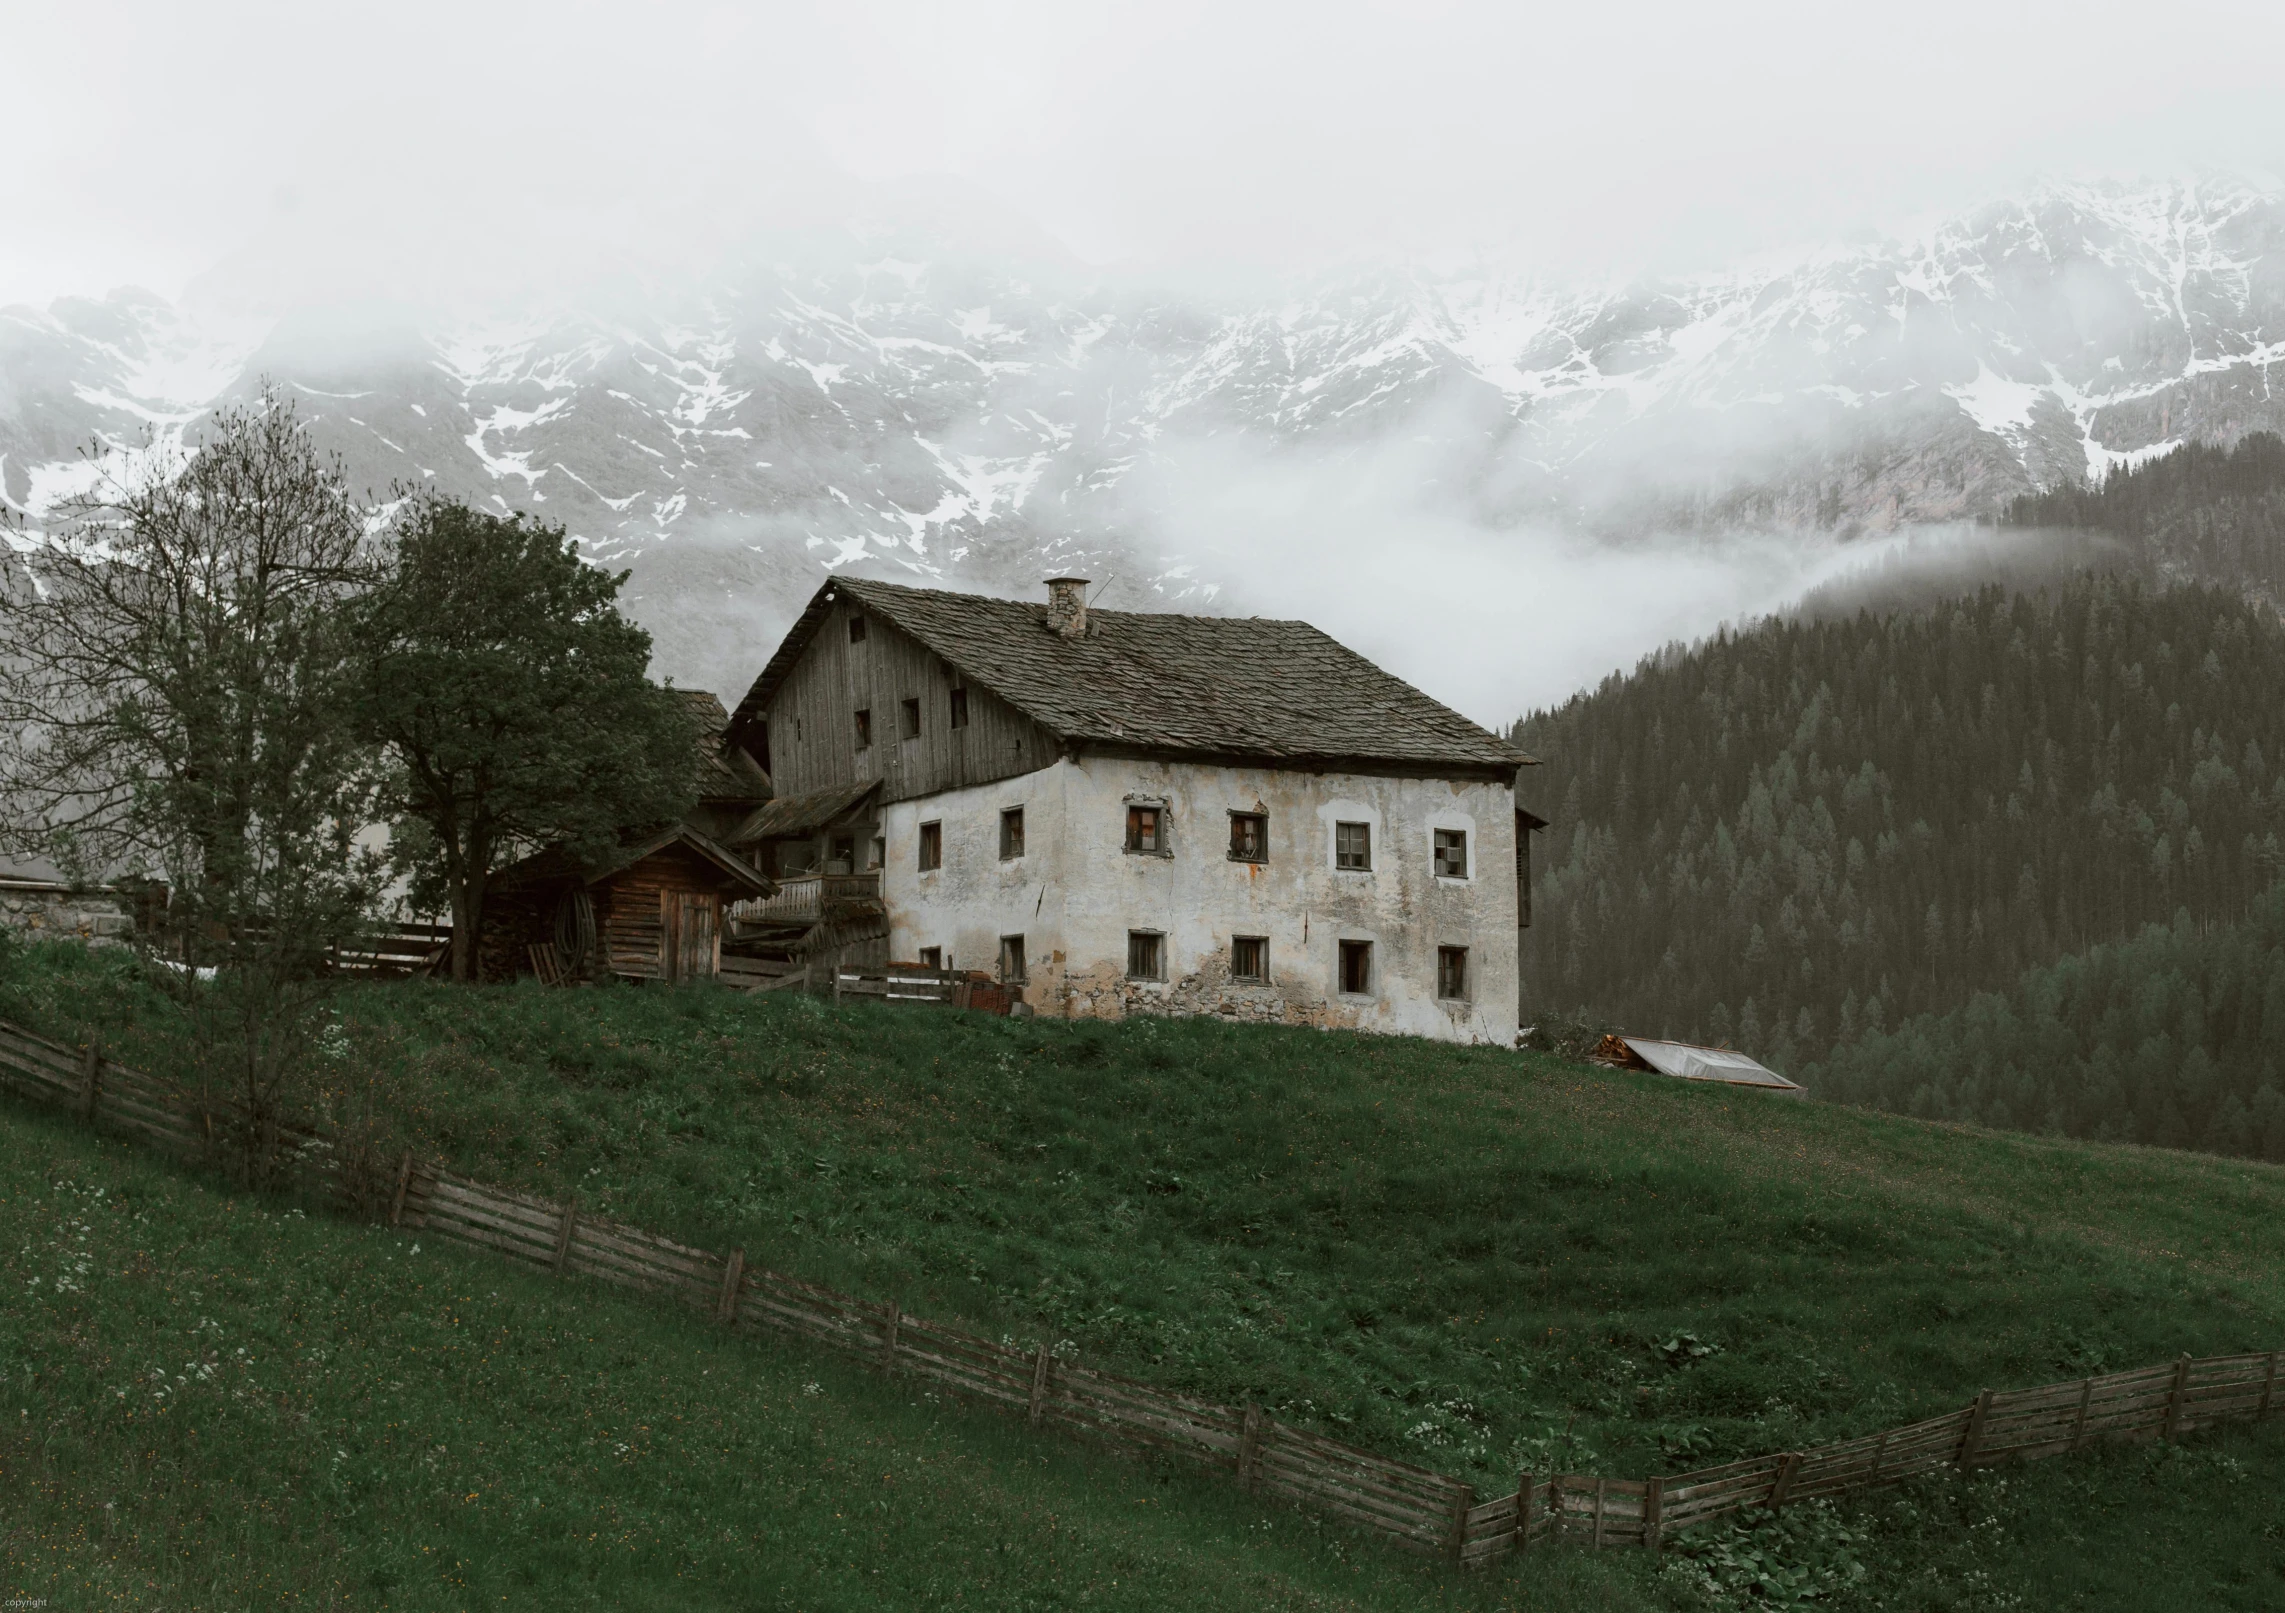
[7,176,2285,697]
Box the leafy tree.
[0,386,387,1161]
[353,499,698,980]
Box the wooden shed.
[484,825,774,985]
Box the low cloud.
[1106,422,1929,727]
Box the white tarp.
[1617,1037,1803,1093]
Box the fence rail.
[728,873,881,930]
[0,1014,2276,1569]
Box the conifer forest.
[1515,436,2285,1159]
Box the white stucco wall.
[879,756,1519,1045]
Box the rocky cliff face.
[8,177,2284,694]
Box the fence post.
[1957,1391,1994,1466]
[1514,1472,1535,1553]
[1027,1342,1052,1427]
[2163,1353,2193,1442]
[389,1150,415,1227]
[1767,1451,1804,1509]
[552,1195,579,1274]
[79,1041,102,1122]
[1591,1477,1607,1549]
[832,948,844,1005]
[1237,1403,1264,1490]
[883,1298,902,1366]
[1870,1429,1890,1483]
[1445,1483,1474,1565]
[1644,1474,1664,1554]
[2070,1375,2095,1450]
[2262,1351,2278,1421]
[717,1248,745,1324]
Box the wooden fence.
[0,1013,2277,1568]
[717,958,1016,1014]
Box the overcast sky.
[9,0,2285,311]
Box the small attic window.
[848,615,867,643]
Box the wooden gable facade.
[594,841,740,983]
[484,828,772,986]
[755,592,1057,804]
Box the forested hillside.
[2006,431,2285,603]
[1807,888,2285,1158]
[1513,578,2285,1076]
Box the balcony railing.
[729,871,880,929]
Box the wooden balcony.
[728,871,880,930]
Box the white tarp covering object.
[1593,1034,1804,1095]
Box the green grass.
[9,941,2285,1489]
[0,1100,1645,1612]
[5,940,2285,1608]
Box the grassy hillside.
[9,943,2282,1496]
[6,947,2285,1607]
[1510,577,2285,1093]
[0,1099,1632,1612]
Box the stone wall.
[0,882,134,947]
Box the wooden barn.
[483,825,774,985]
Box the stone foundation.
[0,883,134,947]
[1049,954,1364,1031]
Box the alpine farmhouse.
[724,578,1542,1045]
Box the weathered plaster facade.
[881,757,1520,1045]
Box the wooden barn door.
[660,892,719,983]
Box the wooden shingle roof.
[674,689,772,802]
[490,823,774,896]
[730,578,1530,780]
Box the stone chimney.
[1045,576,1092,639]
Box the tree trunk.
[444,820,485,984]
[451,876,477,982]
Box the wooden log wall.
[2,1014,2279,1571]
[764,596,1053,805]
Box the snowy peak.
[9,177,2285,688]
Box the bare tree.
[0,385,388,1169]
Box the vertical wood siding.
[595,847,736,981]
[766,599,1055,805]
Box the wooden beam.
[717,1248,746,1324]
[1027,1342,1052,1427]
[1445,1483,1474,1564]
[552,1195,579,1274]
[1767,1451,1805,1508]
[1957,1391,1995,1466]
[389,1150,414,1228]
[2163,1354,2193,1442]
[1237,1403,1264,1491]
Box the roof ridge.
[734,574,1526,779]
